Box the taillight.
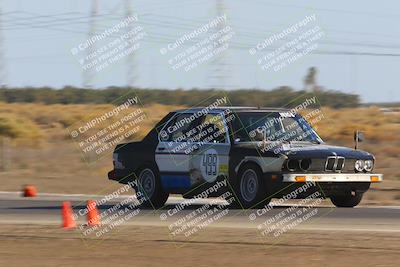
[113,153,124,169]
[113,153,118,168]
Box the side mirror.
[354,130,364,149]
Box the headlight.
[354,160,365,172]
[364,160,374,172]
[286,159,299,171]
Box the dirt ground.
[0,224,399,267]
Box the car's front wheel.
[136,166,169,208]
[330,193,363,208]
[234,164,270,209]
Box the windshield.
[231,111,322,143]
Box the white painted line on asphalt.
[1,217,400,233]
[294,226,400,233]
[1,191,400,209]
[358,205,400,209]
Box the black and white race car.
[108,107,382,208]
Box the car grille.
[337,157,345,170]
[325,156,345,172]
[305,157,355,173]
[325,157,336,171]
[283,158,357,173]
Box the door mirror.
[354,130,364,149]
[354,131,364,142]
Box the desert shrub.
[0,114,42,140]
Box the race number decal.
[201,149,219,182]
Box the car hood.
[281,142,373,159]
[234,142,374,159]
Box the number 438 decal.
[201,149,219,182]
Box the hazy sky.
[1,0,400,102]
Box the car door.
[155,112,201,190]
[189,112,230,185]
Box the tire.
[136,166,169,208]
[233,164,271,209]
[330,193,363,208]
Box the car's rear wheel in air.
[330,192,363,208]
[137,166,169,208]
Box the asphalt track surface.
[1,191,400,233]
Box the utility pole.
[0,0,7,88]
[125,0,137,88]
[83,0,98,88]
[207,0,230,90]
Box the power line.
[0,1,6,87]
[251,0,400,20]
[2,10,400,54]
[0,2,399,66]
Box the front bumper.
[283,173,383,183]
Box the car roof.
[174,106,292,113]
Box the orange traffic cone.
[87,200,100,226]
[62,201,76,229]
[23,185,37,197]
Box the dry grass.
[0,102,183,194]
[0,103,399,197]
[312,107,400,181]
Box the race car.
[108,107,383,208]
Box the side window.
[159,113,198,142]
[199,113,228,143]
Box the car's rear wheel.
[234,164,270,209]
[137,166,169,208]
[330,193,363,208]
